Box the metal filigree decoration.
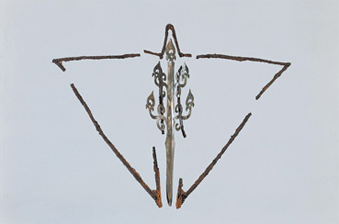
[174,64,194,136]
[146,39,194,205]
[52,24,291,209]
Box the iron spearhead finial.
[166,39,176,61]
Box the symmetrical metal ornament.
[53,23,291,209]
[146,39,194,206]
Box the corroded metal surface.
[144,24,191,59]
[146,91,166,133]
[146,38,195,206]
[71,83,162,207]
[196,54,291,100]
[176,113,252,209]
[52,53,140,72]
[53,24,291,209]
[165,39,176,206]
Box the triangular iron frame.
[52,24,291,209]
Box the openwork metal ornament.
[146,39,195,205]
[53,24,291,209]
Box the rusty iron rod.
[196,54,291,100]
[176,112,252,209]
[144,24,192,58]
[152,146,162,207]
[70,83,162,207]
[53,53,141,72]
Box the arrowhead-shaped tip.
[146,91,155,110]
[183,62,189,73]
[186,89,195,110]
[166,39,176,58]
[153,61,162,76]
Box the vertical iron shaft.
[165,39,176,206]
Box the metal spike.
[166,39,176,61]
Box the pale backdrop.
[1,0,338,223]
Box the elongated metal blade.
[165,39,176,206]
[165,133,175,206]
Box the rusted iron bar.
[144,24,192,58]
[70,83,162,208]
[176,112,252,209]
[53,53,141,72]
[196,54,291,100]
[152,146,162,207]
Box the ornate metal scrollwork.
[177,63,189,89]
[53,24,290,209]
[174,63,194,132]
[146,38,194,205]
[152,61,167,98]
[146,91,166,133]
[183,89,194,119]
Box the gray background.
[1,0,338,223]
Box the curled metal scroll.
[174,64,194,132]
[146,91,166,133]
